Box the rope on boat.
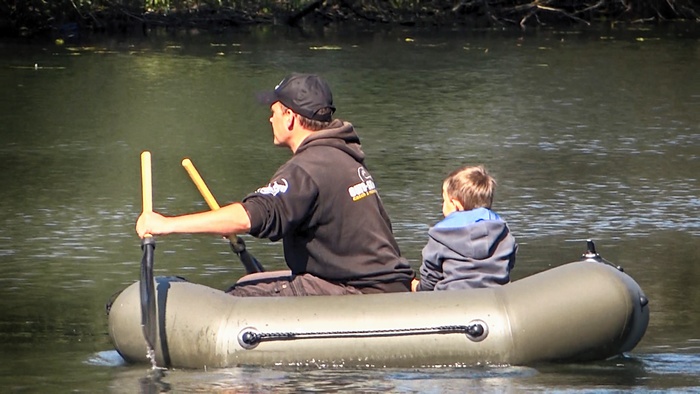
[238,321,488,349]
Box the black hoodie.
[242,120,415,291]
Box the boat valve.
[465,320,488,342]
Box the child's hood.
[428,216,510,261]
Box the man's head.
[441,165,495,217]
[259,73,336,123]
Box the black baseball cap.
[257,73,336,122]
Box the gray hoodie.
[418,208,517,291]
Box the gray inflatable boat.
[107,242,649,369]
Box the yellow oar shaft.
[141,151,153,212]
[141,151,153,239]
[181,158,222,211]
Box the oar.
[140,151,157,366]
[181,158,264,274]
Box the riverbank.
[2,0,699,39]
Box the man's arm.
[135,202,251,238]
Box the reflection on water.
[88,351,700,393]
[0,25,698,392]
[101,359,540,393]
[87,350,128,368]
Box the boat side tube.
[107,261,649,368]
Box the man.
[136,73,415,296]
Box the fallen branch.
[576,0,606,15]
[536,4,591,25]
[287,0,324,25]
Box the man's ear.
[285,110,296,130]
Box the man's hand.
[136,211,170,238]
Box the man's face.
[269,101,290,147]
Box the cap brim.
[255,90,278,106]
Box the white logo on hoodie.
[256,179,289,196]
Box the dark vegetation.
[2,0,699,38]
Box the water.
[0,23,698,392]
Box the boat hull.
[107,261,649,368]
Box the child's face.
[442,185,460,217]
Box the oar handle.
[141,151,153,238]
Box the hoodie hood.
[429,219,510,261]
[431,208,506,260]
[295,120,365,164]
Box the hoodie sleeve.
[417,234,446,291]
[242,163,319,242]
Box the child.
[414,165,517,291]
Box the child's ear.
[452,199,465,211]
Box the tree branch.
[287,0,325,26]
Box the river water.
[0,23,698,392]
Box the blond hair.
[443,165,496,210]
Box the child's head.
[441,165,496,217]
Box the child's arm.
[418,237,444,291]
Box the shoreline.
[2,1,699,39]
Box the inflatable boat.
[107,241,649,369]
